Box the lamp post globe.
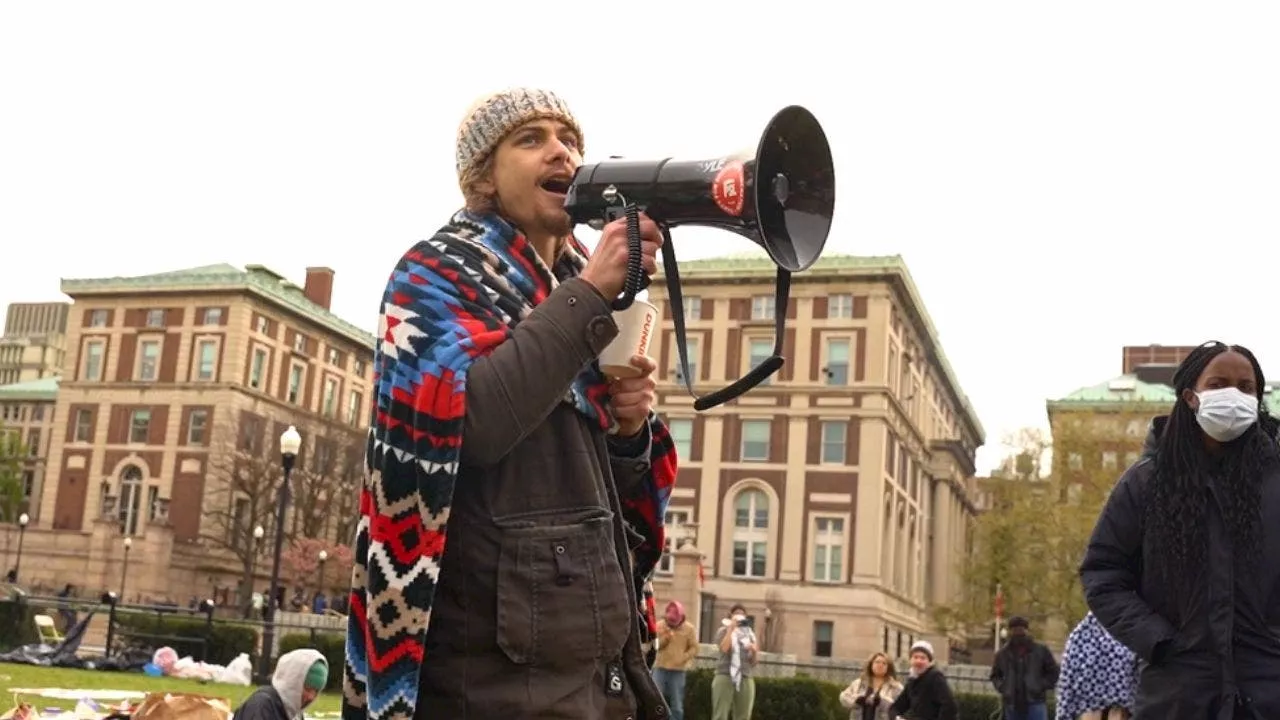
[318,550,328,562]
[253,525,265,541]
[259,425,303,682]
[18,513,28,528]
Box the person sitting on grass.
[233,648,328,720]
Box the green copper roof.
[0,376,59,400]
[1053,375,1179,405]
[657,252,985,444]
[61,264,374,348]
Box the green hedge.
[113,614,259,666]
[681,668,1052,720]
[0,600,39,651]
[280,632,345,691]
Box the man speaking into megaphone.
[343,87,679,720]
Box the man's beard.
[540,206,572,237]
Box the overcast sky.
[3,2,1278,473]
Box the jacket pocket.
[494,509,632,668]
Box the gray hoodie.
[274,649,326,719]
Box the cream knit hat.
[454,87,584,183]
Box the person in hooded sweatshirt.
[652,600,699,720]
[1081,341,1280,719]
[233,648,328,720]
[889,641,957,720]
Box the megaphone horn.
[564,104,836,412]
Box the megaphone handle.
[610,204,649,311]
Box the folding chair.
[33,613,63,644]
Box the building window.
[31,404,43,422]
[732,489,769,578]
[231,497,250,550]
[813,620,834,658]
[747,338,772,384]
[668,418,693,460]
[26,428,40,457]
[82,340,105,382]
[145,309,165,328]
[658,509,691,574]
[201,308,222,325]
[1126,420,1144,437]
[1124,451,1140,467]
[326,347,340,365]
[119,465,144,536]
[673,337,699,383]
[355,358,367,377]
[824,338,850,385]
[195,339,218,381]
[741,420,771,462]
[1102,452,1118,471]
[249,347,268,390]
[1068,453,1083,471]
[21,470,34,498]
[89,309,109,327]
[812,516,845,582]
[188,410,208,445]
[129,409,151,443]
[287,363,305,404]
[750,296,775,320]
[684,296,702,320]
[293,333,308,354]
[137,339,161,381]
[346,390,362,425]
[820,421,847,464]
[322,376,338,418]
[255,316,270,334]
[73,409,92,442]
[828,295,853,319]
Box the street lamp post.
[246,525,265,619]
[13,513,29,583]
[258,425,301,682]
[120,537,132,603]
[317,549,328,602]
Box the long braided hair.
[1144,342,1278,603]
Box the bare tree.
[199,411,365,614]
[0,427,29,523]
[290,417,365,544]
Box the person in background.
[1081,342,1280,718]
[56,584,77,632]
[890,641,957,720]
[653,600,699,720]
[1054,612,1137,720]
[839,651,903,720]
[712,603,759,720]
[232,648,328,720]
[991,616,1060,720]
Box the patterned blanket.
[341,209,677,720]
[1054,612,1138,720]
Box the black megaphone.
[563,104,835,411]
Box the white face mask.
[1194,387,1259,442]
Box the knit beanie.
[909,640,934,661]
[304,660,328,691]
[454,87,584,184]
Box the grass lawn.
[0,663,342,716]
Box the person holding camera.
[342,87,680,720]
[712,603,759,720]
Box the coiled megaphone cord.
[610,203,646,311]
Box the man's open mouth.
[540,176,572,195]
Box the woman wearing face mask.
[1081,341,1280,720]
[711,604,758,720]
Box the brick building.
[645,253,985,663]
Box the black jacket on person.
[990,637,1059,707]
[889,666,957,720]
[1080,416,1280,720]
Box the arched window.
[731,489,769,578]
[119,465,144,536]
